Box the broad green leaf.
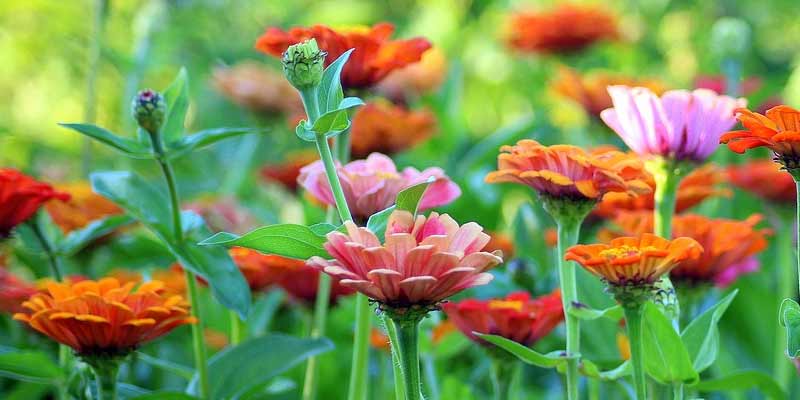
[578,360,631,380]
[57,214,134,256]
[317,49,354,113]
[780,298,800,358]
[569,304,623,322]
[0,351,63,384]
[396,177,436,215]
[187,334,333,399]
[90,171,173,239]
[642,302,698,385]
[199,224,331,259]
[312,109,350,137]
[136,352,194,380]
[475,333,570,369]
[691,370,786,400]
[162,67,189,144]
[167,127,259,158]
[681,289,738,372]
[308,222,341,236]
[366,206,396,243]
[58,123,150,158]
[130,392,198,400]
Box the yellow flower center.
[488,300,524,311]
[599,245,660,261]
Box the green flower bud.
[710,17,751,60]
[282,38,326,90]
[131,89,166,135]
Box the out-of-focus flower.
[185,197,257,235]
[308,210,502,309]
[694,75,761,96]
[0,169,70,237]
[507,4,618,54]
[485,140,651,201]
[369,328,392,352]
[205,328,229,350]
[256,23,431,89]
[212,62,304,116]
[443,289,563,346]
[153,265,188,297]
[260,150,319,191]
[485,231,515,260]
[432,320,457,344]
[601,86,746,162]
[298,153,461,222]
[728,160,795,203]
[544,228,558,248]
[14,278,196,357]
[375,47,447,102]
[593,164,730,218]
[616,331,630,360]
[230,248,293,291]
[552,67,666,117]
[350,102,437,159]
[721,105,800,171]
[0,266,36,314]
[275,261,355,305]
[45,182,122,234]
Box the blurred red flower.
[45,181,122,234]
[727,160,795,203]
[694,75,761,96]
[0,169,70,237]
[212,62,304,116]
[260,150,319,191]
[507,4,618,54]
[350,101,437,158]
[375,47,448,102]
[0,266,36,314]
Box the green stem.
[384,315,407,400]
[57,345,70,400]
[672,383,684,400]
[622,305,647,400]
[556,219,582,400]
[92,363,119,400]
[775,208,795,390]
[795,179,800,295]
[302,273,332,400]
[229,310,243,345]
[652,165,679,239]
[391,317,423,400]
[29,219,63,281]
[489,359,516,400]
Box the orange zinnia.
[552,67,666,117]
[507,4,618,54]
[14,278,196,357]
[485,231,515,260]
[728,160,796,203]
[45,182,122,233]
[375,47,448,102]
[721,105,800,170]
[351,101,437,158]
[230,247,297,292]
[565,234,702,286]
[212,62,304,116]
[255,23,431,89]
[260,150,319,191]
[486,140,651,201]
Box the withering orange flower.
[45,182,122,234]
[486,140,651,201]
[507,4,618,54]
[552,67,666,117]
[212,62,304,116]
[14,278,196,357]
[565,234,702,286]
[350,101,437,158]
[721,105,800,170]
[375,47,447,102]
[255,23,431,89]
[728,160,795,203]
[0,169,70,237]
[260,150,319,191]
[0,266,36,314]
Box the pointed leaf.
[475,333,571,369]
[578,359,631,380]
[642,302,699,385]
[167,127,260,158]
[691,370,786,400]
[317,49,354,113]
[779,298,800,358]
[569,304,623,322]
[295,120,316,142]
[90,171,173,239]
[0,350,63,384]
[681,289,737,372]
[162,67,189,144]
[313,109,350,137]
[57,214,135,256]
[367,206,396,243]
[396,177,435,215]
[59,123,150,158]
[199,224,330,259]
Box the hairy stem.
[557,219,582,400]
[391,317,423,400]
[623,305,647,400]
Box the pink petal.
[367,269,403,300]
[399,276,438,304]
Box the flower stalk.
[489,357,518,400]
[88,358,121,400]
[390,315,424,400]
[622,305,646,400]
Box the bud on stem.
[131,89,166,136]
[282,38,326,90]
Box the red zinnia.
[0,169,70,237]
[727,160,795,203]
[507,4,619,54]
[0,266,36,314]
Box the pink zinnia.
[600,86,745,162]
[307,210,502,308]
[297,153,461,222]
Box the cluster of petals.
[45,181,122,234]
[0,266,37,314]
[727,160,796,203]
[552,67,666,117]
[255,23,431,89]
[443,289,563,346]
[507,4,618,54]
[14,278,196,356]
[0,168,70,237]
[600,86,745,162]
[307,210,502,308]
[350,101,437,158]
[565,233,702,286]
[720,105,800,169]
[212,62,303,116]
[298,153,461,221]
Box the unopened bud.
[710,18,751,60]
[131,89,166,135]
[282,38,326,90]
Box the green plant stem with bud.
[390,315,424,400]
[774,205,796,390]
[622,305,647,400]
[88,358,120,400]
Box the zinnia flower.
[185,197,256,235]
[275,261,355,305]
[298,153,461,222]
[443,289,563,346]
[485,231,515,260]
[45,182,122,233]
[230,247,292,291]
[260,150,319,191]
[727,160,795,203]
[375,47,447,102]
[507,4,619,54]
[14,278,196,357]
[600,86,746,162]
[0,266,36,314]
[307,210,502,308]
[255,23,431,89]
[212,62,304,116]
[720,105,800,170]
[350,101,437,159]
[552,67,666,117]
[0,169,70,237]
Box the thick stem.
[652,164,679,238]
[29,219,63,281]
[672,383,684,400]
[185,272,210,399]
[557,219,582,400]
[622,305,647,400]
[391,317,423,400]
[92,363,119,400]
[384,315,407,400]
[774,208,796,390]
[229,310,243,345]
[302,273,332,400]
[315,135,353,223]
[795,179,800,295]
[489,358,517,400]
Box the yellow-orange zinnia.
[721,105,800,170]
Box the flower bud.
[282,38,326,90]
[710,17,751,60]
[131,89,166,135]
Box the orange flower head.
[260,149,319,191]
[350,101,437,159]
[728,160,796,203]
[230,247,299,292]
[45,182,121,234]
[507,4,618,54]
[153,265,188,297]
[14,278,196,357]
[544,228,559,248]
[485,231,515,260]
[212,62,304,116]
[552,67,666,117]
[0,169,70,237]
[255,23,431,89]
[0,267,37,314]
[369,328,392,352]
[721,105,800,170]
[376,47,448,102]
[486,140,651,201]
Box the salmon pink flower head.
[443,289,563,346]
[600,86,745,162]
[721,105,800,171]
[727,160,796,203]
[298,153,461,222]
[307,210,503,310]
[0,169,70,237]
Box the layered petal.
[0,169,70,237]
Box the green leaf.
[308,222,341,236]
[312,109,350,137]
[642,302,699,385]
[162,67,189,145]
[295,120,316,142]
[779,298,800,358]
[569,304,623,322]
[187,334,333,399]
[691,370,786,400]
[396,177,436,215]
[130,392,199,400]
[167,127,260,158]
[0,351,63,384]
[136,352,194,380]
[317,49,354,113]
[475,333,570,369]
[58,123,150,158]
[199,224,331,260]
[90,171,174,240]
[56,214,135,256]
[578,360,631,380]
[681,289,738,372]
[366,206,396,243]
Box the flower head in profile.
[601,86,745,162]
[0,266,36,314]
[443,289,563,346]
[298,153,460,222]
[350,101,437,158]
[45,182,121,234]
[720,105,800,171]
[260,150,319,192]
[727,160,795,203]
[552,67,666,117]
[255,23,431,89]
[375,47,447,102]
[14,278,196,357]
[212,62,303,116]
[307,210,502,310]
[0,169,70,237]
[507,4,618,54]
